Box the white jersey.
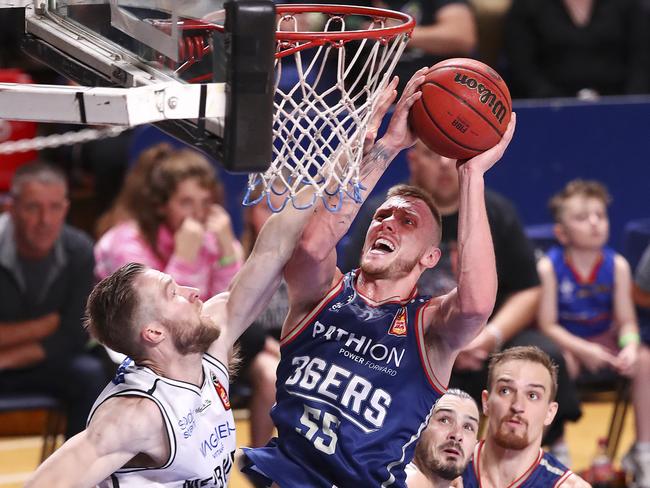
[88,354,236,487]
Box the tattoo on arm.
[359,142,392,182]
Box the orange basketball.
[408,58,512,160]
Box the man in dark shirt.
[343,141,581,457]
[0,162,108,438]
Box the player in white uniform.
[23,184,320,488]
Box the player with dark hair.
[407,389,479,488]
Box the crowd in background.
[1,0,650,485]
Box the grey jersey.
[89,354,236,487]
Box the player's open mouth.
[370,238,395,254]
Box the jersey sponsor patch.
[388,307,407,337]
[212,373,231,410]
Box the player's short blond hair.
[386,184,442,244]
[487,346,559,400]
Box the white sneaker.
[622,445,650,488]
[549,442,572,469]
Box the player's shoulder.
[91,395,164,433]
[90,394,173,464]
[560,472,592,488]
[87,395,166,452]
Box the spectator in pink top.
[94,143,243,300]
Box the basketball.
[408,58,512,160]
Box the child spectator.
[537,179,650,485]
[94,143,243,300]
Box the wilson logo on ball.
[454,73,508,124]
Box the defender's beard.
[167,316,220,355]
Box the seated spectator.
[342,141,581,462]
[0,162,108,438]
[504,0,650,99]
[94,143,243,300]
[537,179,650,486]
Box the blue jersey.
[462,440,575,487]
[548,245,615,338]
[243,271,445,487]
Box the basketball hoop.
[243,4,414,211]
[153,4,414,211]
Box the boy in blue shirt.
[537,179,650,486]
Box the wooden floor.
[0,402,635,487]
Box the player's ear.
[421,245,441,269]
[544,401,559,427]
[141,321,166,345]
[481,389,489,416]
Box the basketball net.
[243,5,414,212]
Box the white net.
[243,6,413,212]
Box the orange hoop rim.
[273,4,415,42]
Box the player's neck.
[140,352,204,387]
[427,473,457,488]
[356,271,417,303]
[479,436,542,488]
[408,467,452,488]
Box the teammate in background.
[242,67,517,487]
[537,179,650,486]
[24,179,320,486]
[462,346,590,487]
[406,389,479,488]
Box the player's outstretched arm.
[284,69,429,314]
[428,114,516,352]
[205,186,317,355]
[25,397,167,488]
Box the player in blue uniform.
[461,346,590,487]
[242,69,517,487]
[406,389,480,488]
[25,185,318,488]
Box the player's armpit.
[25,396,168,488]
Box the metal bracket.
[0,81,225,125]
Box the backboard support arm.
[0,0,276,173]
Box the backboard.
[18,0,276,171]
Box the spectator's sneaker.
[622,444,650,488]
[549,441,572,468]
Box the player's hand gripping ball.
[408,58,512,159]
